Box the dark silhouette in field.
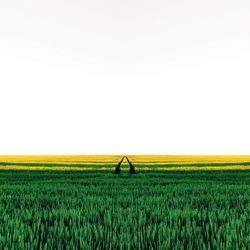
[114,156,136,174]
[114,156,125,174]
[126,156,136,174]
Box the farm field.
[1,155,250,171]
[0,169,249,249]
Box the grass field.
[0,156,249,249]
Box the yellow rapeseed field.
[128,155,250,164]
[0,155,121,164]
[0,155,250,171]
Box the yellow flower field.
[0,155,250,171]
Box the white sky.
[0,0,250,155]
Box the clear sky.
[0,0,250,155]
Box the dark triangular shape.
[126,156,136,174]
[114,156,136,174]
[114,156,125,174]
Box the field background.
[0,170,249,249]
[0,156,249,249]
[1,155,250,171]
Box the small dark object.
[114,156,125,174]
[126,156,136,174]
[114,156,136,174]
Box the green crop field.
[0,170,249,249]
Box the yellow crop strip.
[1,155,250,163]
[0,166,113,171]
[0,155,122,164]
[128,155,250,164]
[1,165,250,171]
[139,166,250,171]
[0,155,250,171]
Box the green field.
[0,170,249,249]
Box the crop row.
[0,170,249,249]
